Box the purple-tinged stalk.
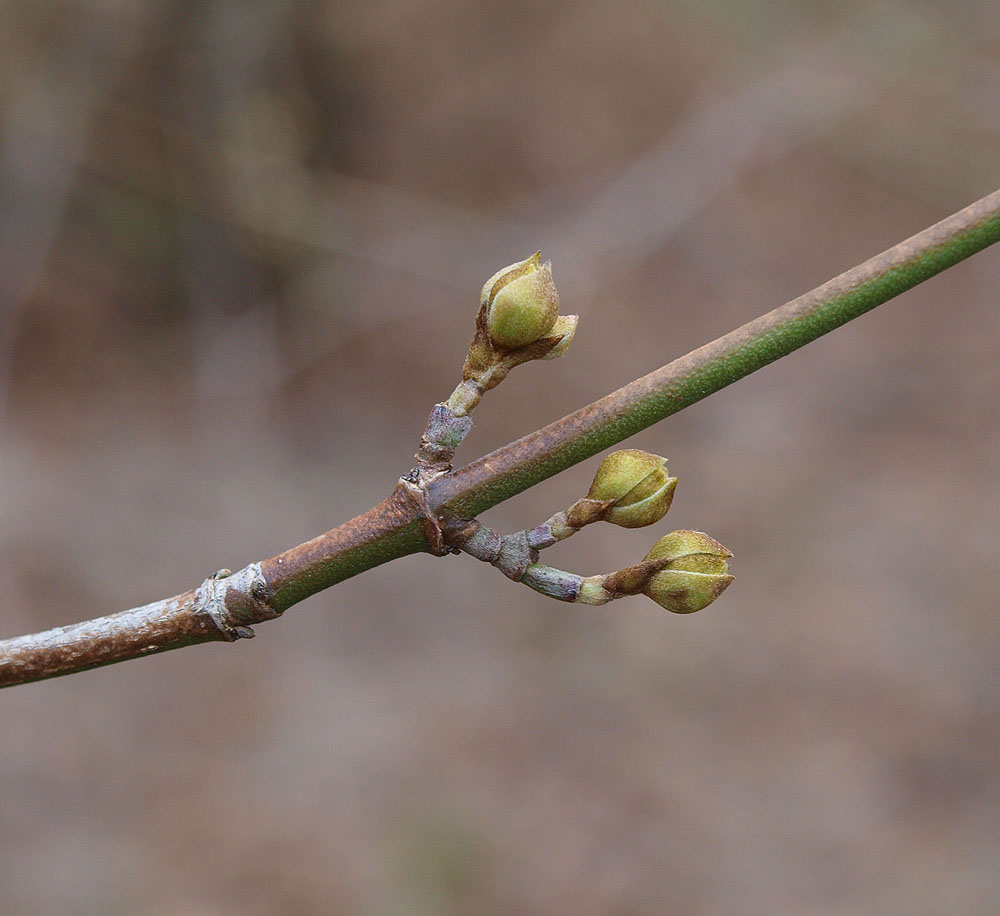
[448,450,727,616]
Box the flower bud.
[642,530,733,614]
[482,253,560,349]
[587,449,678,528]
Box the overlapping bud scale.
[587,449,678,529]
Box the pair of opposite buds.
[527,449,733,615]
[581,450,732,614]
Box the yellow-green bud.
[642,530,733,614]
[587,449,678,528]
[482,252,560,349]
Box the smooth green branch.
[430,189,1000,520]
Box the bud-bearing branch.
[2,189,999,687]
[418,256,727,617]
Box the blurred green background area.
[2,1,1000,913]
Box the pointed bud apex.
[483,254,560,349]
[641,530,733,614]
[586,449,677,528]
[541,314,578,360]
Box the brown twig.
[0,487,427,686]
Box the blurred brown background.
[2,1,999,913]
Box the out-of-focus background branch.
[2,2,999,913]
